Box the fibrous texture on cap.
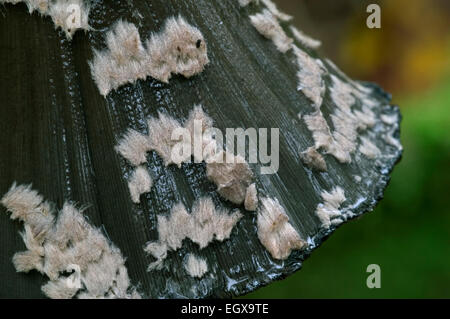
[359,136,381,159]
[293,45,326,109]
[250,9,293,53]
[247,0,321,54]
[115,129,151,167]
[147,112,184,167]
[0,0,403,300]
[257,197,306,260]
[1,183,141,299]
[260,0,292,21]
[246,2,380,170]
[145,197,242,270]
[184,254,208,278]
[116,105,213,168]
[89,16,209,96]
[380,112,403,151]
[115,104,257,206]
[128,166,153,204]
[290,25,321,49]
[298,54,380,166]
[315,186,347,229]
[206,151,254,205]
[244,183,258,211]
[299,146,327,172]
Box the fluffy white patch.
[380,113,398,126]
[290,25,321,49]
[41,276,79,299]
[89,16,209,96]
[315,186,346,229]
[300,146,327,171]
[116,105,255,206]
[184,254,208,278]
[330,75,378,161]
[206,150,254,205]
[145,197,242,270]
[238,0,292,21]
[329,75,359,161]
[359,136,381,159]
[292,45,326,109]
[147,112,184,167]
[250,9,293,53]
[244,183,258,211]
[257,197,305,260]
[115,128,151,167]
[128,166,152,203]
[1,183,141,299]
[260,0,292,21]
[1,183,54,239]
[303,111,334,150]
[354,106,377,130]
[301,73,379,164]
[384,129,403,151]
[380,113,402,151]
[48,0,90,39]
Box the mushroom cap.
[0,0,401,298]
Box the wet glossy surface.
[0,1,401,298]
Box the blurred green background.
[245,0,450,298]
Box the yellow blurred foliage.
[339,0,450,95]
